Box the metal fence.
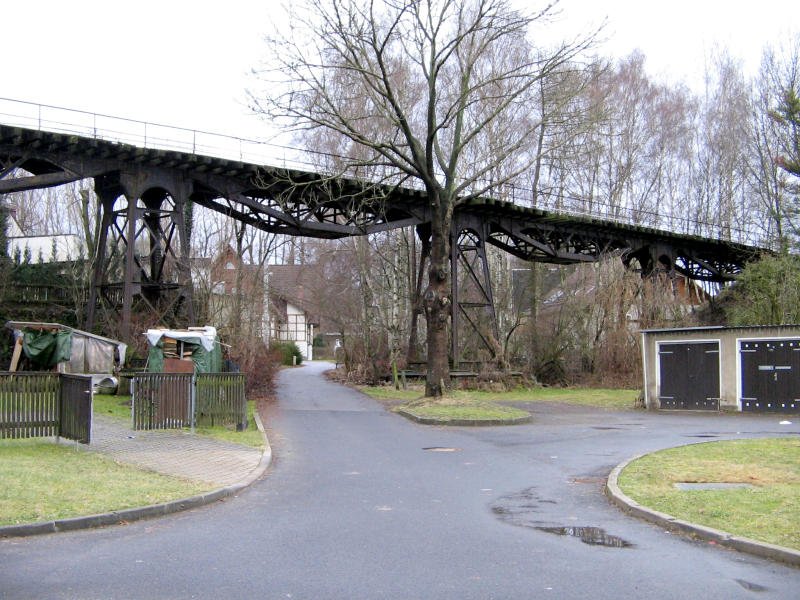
[196,373,248,431]
[0,372,92,443]
[131,373,247,431]
[132,373,193,431]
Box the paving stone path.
[85,415,263,486]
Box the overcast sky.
[0,0,796,146]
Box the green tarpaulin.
[22,329,72,368]
[191,339,222,373]
[147,341,165,373]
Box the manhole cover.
[674,482,755,491]
[423,447,460,452]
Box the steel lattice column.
[450,214,499,369]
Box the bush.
[723,254,800,326]
[275,341,303,366]
[227,336,280,398]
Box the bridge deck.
[0,123,763,282]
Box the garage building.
[641,325,800,413]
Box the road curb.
[396,408,532,427]
[606,452,800,568]
[0,411,273,539]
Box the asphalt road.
[2,361,799,599]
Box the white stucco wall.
[272,301,313,360]
[9,234,83,262]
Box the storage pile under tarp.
[6,321,127,373]
[145,326,222,373]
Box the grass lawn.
[193,400,264,448]
[497,386,640,410]
[0,393,263,528]
[359,386,424,404]
[618,438,800,550]
[359,384,639,420]
[93,393,132,421]
[93,395,264,448]
[0,438,212,527]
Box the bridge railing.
[0,96,311,171]
[499,188,767,249]
[0,97,770,250]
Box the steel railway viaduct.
[0,123,763,365]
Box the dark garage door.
[658,341,720,410]
[740,339,800,412]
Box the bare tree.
[750,35,800,250]
[252,0,597,396]
[691,51,753,242]
[553,53,698,230]
[190,204,285,344]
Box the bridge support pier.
[86,170,194,342]
[623,243,678,277]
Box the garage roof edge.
[641,324,800,334]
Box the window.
[288,314,306,342]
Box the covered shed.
[641,325,800,413]
[6,321,126,374]
[144,326,222,373]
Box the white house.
[267,264,321,361]
[5,204,82,263]
[193,248,318,360]
[270,298,315,360]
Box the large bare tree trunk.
[423,217,451,396]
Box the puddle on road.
[536,526,633,548]
[591,426,622,430]
[422,447,460,452]
[735,579,769,592]
[491,487,634,548]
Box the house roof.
[268,264,328,327]
[269,265,317,305]
[536,260,711,309]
